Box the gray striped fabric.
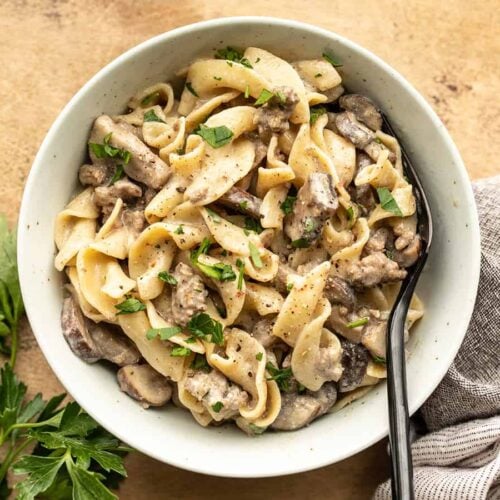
[374,177,500,500]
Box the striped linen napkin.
[374,176,500,500]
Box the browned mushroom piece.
[93,178,142,209]
[339,94,383,131]
[392,235,421,268]
[338,339,370,392]
[61,295,141,366]
[79,163,111,186]
[323,276,357,309]
[89,115,170,189]
[61,296,100,363]
[270,383,338,431]
[217,186,262,218]
[335,111,375,149]
[117,364,172,408]
[88,323,141,367]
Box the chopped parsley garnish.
[115,297,145,315]
[195,124,234,148]
[376,187,403,216]
[347,205,355,221]
[143,109,165,123]
[146,326,182,340]
[244,84,250,99]
[213,76,222,81]
[171,346,192,357]
[108,164,124,185]
[254,88,274,106]
[275,90,286,103]
[191,354,211,372]
[286,282,294,292]
[185,82,199,97]
[372,355,387,364]
[187,313,224,345]
[141,91,160,105]
[291,238,310,248]
[239,200,248,211]
[211,402,224,413]
[346,317,369,328]
[174,225,185,235]
[249,423,266,435]
[214,46,253,68]
[255,352,263,361]
[190,237,211,263]
[248,242,263,268]
[280,196,296,215]
[158,271,177,286]
[197,262,236,282]
[236,258,245,290]
[89,132,131,164]
[244,217,263,234]
[322,51,343,67]
[266,362,293,392]
[310,106,327,124]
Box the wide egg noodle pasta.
[76,247,136,321]
[329,217,370,261]
[66,267,106,323]
[272,261,331,346]
[244,47,309,124]
[260,184,289,229]
[291,298,343,391]
[236,380,281,429]
[209,328,268,420]
[292,59,342,92]
[54,188,99,271]
[142,116,186,161]
[118,311,186,381]
[128,223,177,301]
[244,282,284,316]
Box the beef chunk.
[79,163,110,186]
[89,115,170,189]
[323,276,356,309]
[171,263,208,326]
[284,173,338,244]
[94,178,142,209]
[335,111,375,148]
[339,94,382,131]
[218,186,262,218]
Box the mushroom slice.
[88,323,141,366]
[339,94,382,131]
[217,186,262,218]
[61,296,100,363]
[335,111,375,148]
[117,364,172,408]
[338,339,370,392]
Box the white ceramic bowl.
[18,17,480,478]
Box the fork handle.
[387,263,425,500]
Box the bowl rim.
[18,15,481,478]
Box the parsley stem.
[9,325,18,368]
[0,437,34,482]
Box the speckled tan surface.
[0,1,498,498]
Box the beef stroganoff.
[54,47,424,434]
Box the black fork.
[382,115,433,500]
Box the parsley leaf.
[346,317,369,328]
[146,326,182,341]
[108,165,124,186]
[171,346,192,357]
[255,352,263,361]
[0,216,24,365]
[322,51,343,67]
[187,313,224,345]
[211,402,224,413]
[190,354,211,372]
[214,47,253,68]
[280,196,296,215]
[158,271,177,286]
[143,109,165,123]
[89,133,131,164]
[244,217,263,234]
[372,355,387,364]
[114,298,145,315]
[195,124,233,148]
[185,82,199,97]
[190,238,211,264]
[310,106,327,124]
[254,89,274,106]
[141,91,160,106]
[266,362,293,392]
[248,242,263,268]
[376,187,403,216]
[291,238,310,248]
[196,262,236,282]
[174,225,184,235]
[244,84,250,99]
